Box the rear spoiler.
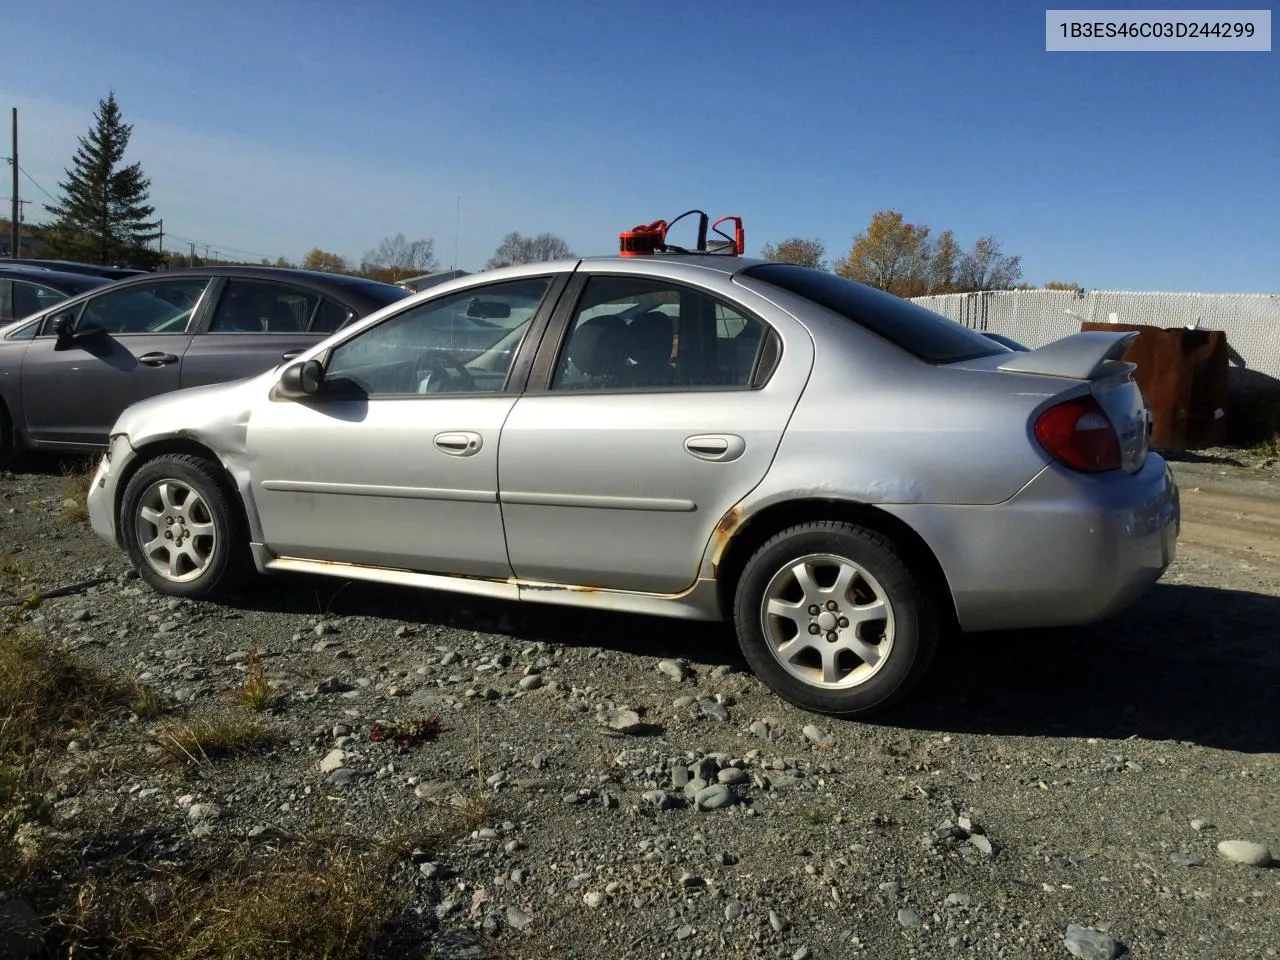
[996,330,1138,380]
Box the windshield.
[740,263,1005,364]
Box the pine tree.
[43,91,161,267]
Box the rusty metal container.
[1079,321,1229,451]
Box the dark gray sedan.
[0,265,408,462]
[0,265,112,323]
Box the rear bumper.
[889,454,1179,632]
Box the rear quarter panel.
[730,277,1065,510]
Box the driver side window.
[324,276,551,397]
[74,279,212,336]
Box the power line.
[8,162,282,263]
[164,231,277,262]
[16,164,58,205]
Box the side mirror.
[277,358,324,399]
[52,313,76,349]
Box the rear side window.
[209,280,320,333]
[741,263,1003,364]
[312,297,354,334]
[552,276,769,391]
[12,281,70,319]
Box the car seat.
[561,314,630,388]
[619,310,676,387]
[264,300,300,332]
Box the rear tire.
[0,403,20,471]
[120,454,250,600]
[732,521,939,718]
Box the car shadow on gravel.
[232,572,747,668]
[875,583,1280,754]
[227,576,1277,754]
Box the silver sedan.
[85,244,1179,718]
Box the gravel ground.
[1,450,1277,960]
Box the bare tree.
[360,233,437,282]
[486,231,574,269]
[759,237,826,269]
[955,235,1023,291]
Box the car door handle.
[434,431,483,456]
[138,352,178,367]
[684,434,746,462]
[280,349,304,361]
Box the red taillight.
[1034,395,1122,472]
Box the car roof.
[2,258,147,279]
[576,252,768,275]
[115,265,410,307]
[0,264,113,290]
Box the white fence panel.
[911,290,1280,391]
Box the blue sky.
[4,0,1277,291]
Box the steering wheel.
[417,351,476,393]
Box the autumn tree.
[1044,281,1083,292]
[834,210,932,297]
[43,91,162,268]
[955,235,1022,291]
[303,248,349,273]
[923,229,960,294]
[485,232,574,269]
[359,232,437,283]
[760,237,826,269]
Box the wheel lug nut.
[826,631,839,643]
[825,600,839,611]
[807,623,820,635]
[807,605,820,616]
[838,617,850,628]
[165,531,173,539]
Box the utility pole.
[189,241,195,263]
[157,217,163,253]
[10,107,18,259]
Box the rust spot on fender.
[709,504,745,578]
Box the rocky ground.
[1,449,1277,959]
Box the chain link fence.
[912,289,1280,394]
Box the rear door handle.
[434,431,483,456]
[138,352,178,367]
[684,434,745,462]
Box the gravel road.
[1,450,1276,959]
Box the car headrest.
[626,310,675,368]
[569,314,629,377]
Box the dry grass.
[0,561,417,959]
[236,650,279,712]
[437,716,502,840]
[126,674,168,720]
[0,562,117,890]
[53,835,408,960]
[57,457,96,525]
[151,715,277,769]
[0,623,115,756]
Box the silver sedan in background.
[85,245,1179,718]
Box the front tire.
[0,403,20,471]
[733,521,939,718]
[120,454,250,600]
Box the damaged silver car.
[86,213,1179,718]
